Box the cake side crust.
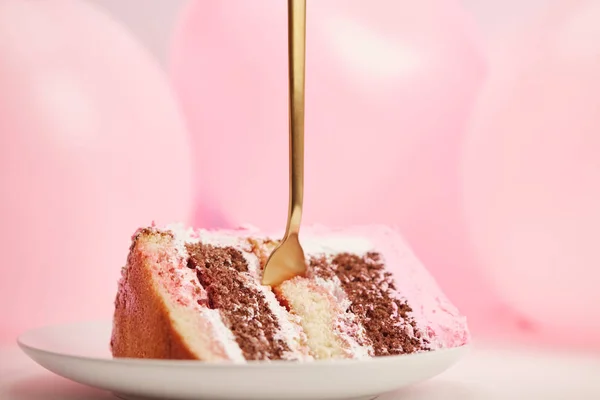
[110,228,242,361]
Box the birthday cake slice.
[110,224,469,362]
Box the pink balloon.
[0,0,192,341]
[462,0,600,344]
[170,1,490,319]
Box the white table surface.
[1,343,599,400]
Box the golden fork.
[262,0,307,287]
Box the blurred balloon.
[462,0,600,343]
[170,0,490,317]
[461,0,560,41]
[0,0,192,340]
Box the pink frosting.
[333,225,470,349]
[287,224,470,349]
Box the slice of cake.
[110,224,469,362]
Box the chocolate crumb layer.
[186,243,291,360]
[311,252,426,355]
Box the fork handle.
[286,0,306,236]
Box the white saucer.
[18,321,468,400]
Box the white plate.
[18,321,468,400]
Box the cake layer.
[110,224,469,362]
[311,252,423,355]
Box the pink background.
[1,0,599,351]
